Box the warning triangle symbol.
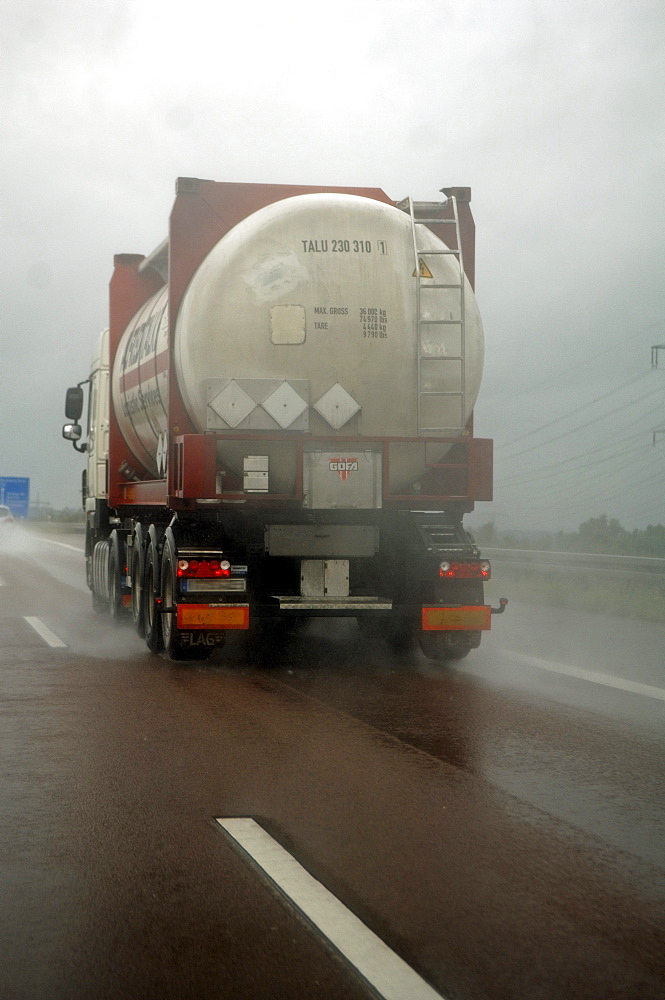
[413,258,434,279]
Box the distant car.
[0,505,15,526]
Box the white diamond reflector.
[261,381,308,429]
[313,383,361,429]
[209,380,256,428]
[156,432,168,476]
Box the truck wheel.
[418,631,472,662]
[131,525,146,638]
[91,538,109,615]
[161,533,213,661]
[143,537,164,653]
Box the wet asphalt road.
[1,528,664,1000]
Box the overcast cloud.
[1,0,663,530]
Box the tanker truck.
[63,177,506,661]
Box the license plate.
[176,605,249,629]
[181,579,246,593]
[422,606,491,630]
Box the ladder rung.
[419,320,461,326]
[420,391,464,397]
[416,249,460,255]
[415,217,456,224]
[398,200,448,212]
[422,283,462,289]
[420,355,464,362]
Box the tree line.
[473,515,665,558]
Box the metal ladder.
[398,195,466,436]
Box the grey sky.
[1,0,663,530]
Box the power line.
[495,370,650,451]
[495,417,665,483]
[621,505,665,525]
[497,425,645,477]
[494,451,663,496]
[500,383,664,462]
[487,320,663,399]
[497,459,663,497]
[495,429,659,488]
[495,467,664,513]
[494,409,662,484]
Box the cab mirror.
[65,386,84,421]
[62,422,82,442]
[63,422,87,453]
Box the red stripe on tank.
[120,349,169,392]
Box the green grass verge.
[487,566,665,625]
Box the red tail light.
[439,560,491,579]
[177,558,231,579]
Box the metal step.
[275,595,392,611]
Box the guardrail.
[481,547,665,578]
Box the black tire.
[161,532,214,661]
[143,537,164,653]
[91,539,109,615]
[131,525,146,638]
[417,630,472,662]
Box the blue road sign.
[0,477,30,519]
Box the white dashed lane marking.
[24,617,67,648]
[217,817,446,1000]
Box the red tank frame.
[107,178,492,512]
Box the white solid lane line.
[506,651,665,702]
[217,817,446,1000]
[24,617,67,648]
